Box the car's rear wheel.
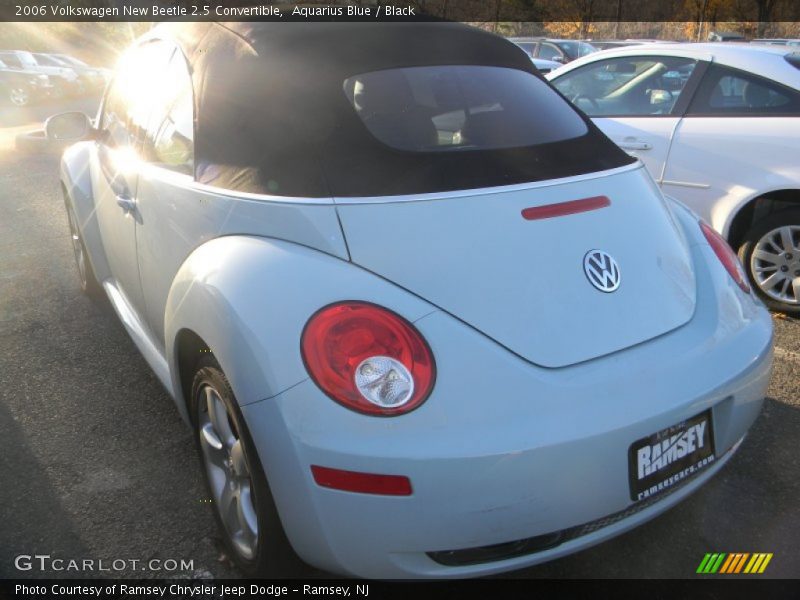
[738,208,800,314]
[65,204,102,297]
[9,86,29,106]
[191,354,303,577]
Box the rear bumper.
[242,286,772,578]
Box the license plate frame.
[628,410,716,502]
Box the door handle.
[116,194,136,214]
[618,140,652,151]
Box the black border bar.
[2,0,800,22]
[3,578,800,600]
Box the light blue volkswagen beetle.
[48,21,773,578]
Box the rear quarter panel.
[134,168,349,353]
[163,236,437,413]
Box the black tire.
[737,207,800,315]
[64,200,103,298]
[190,354,304,577]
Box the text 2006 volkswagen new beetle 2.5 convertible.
[49,22,773,578]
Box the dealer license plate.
[628,410,716,502]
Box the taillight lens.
[301,302,435,416]
[700,221,750,294]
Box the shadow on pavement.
[0,400,92,578]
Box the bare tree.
[753,0,782,37]
[571,0,598,38]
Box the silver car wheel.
[10,87,29,106]
[750,225,800,305]
[198,384,259,560]
[67,209,87,288]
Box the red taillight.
[521,195,610,221]
[700,221,750,294]
[311,465,412,496]
[301,301,435,416]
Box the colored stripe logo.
[697,553,773,574]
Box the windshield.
[344,65,588,152]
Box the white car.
[548,43,800,313]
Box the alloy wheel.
[197,384,259,560]
[750,225,800,305]
[10,87,29,106]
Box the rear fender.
[164,236,436,418]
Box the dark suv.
[509,37,597,64]
[0,58,52,106]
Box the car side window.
[0,53,23,69]
[551,56,698,117]
[99,40,176,151]
[100,83,130,149]
[34,54,60,67]
[538,43,563,61]
[686,64,800,116]
[141,50,194,175]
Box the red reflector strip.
[521,195,611,221]
[311,465,413,496]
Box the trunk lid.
[336,165,696,368]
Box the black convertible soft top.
[155,22,634,197]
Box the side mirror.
[45,112,92,141]
[552,56,566,63]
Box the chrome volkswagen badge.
[583,250,621,293]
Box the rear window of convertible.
[343,65,588,152]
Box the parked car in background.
[588,40,645,50]
[531,56,562,74]
[0,50,80,97]
[33,53,104,91]
[507,36,542,58]
[752,39,800,47]
[708,31,746,42]
[507,38,567,74]
[0,57,52,106]
[549,43,800,313]
[508,37,597,64]
[626,39,679,44]
[589,40,679,50]
[49,53,111,88]
[49,22,772,578]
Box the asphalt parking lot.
[0,111,798,579]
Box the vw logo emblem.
[583,250,621,293]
